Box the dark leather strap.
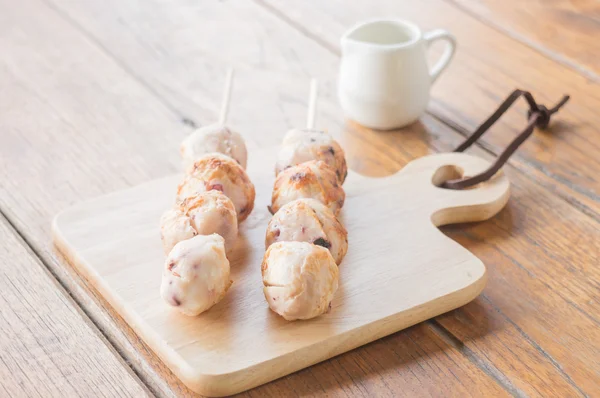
[441,89,570,190]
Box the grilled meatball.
[262,241,339,321]
[160,191,238,255]
[160,234,232,316]
[266,198,347,265]
[177,153,255,222]
[181,124,247,170]
[275,128,347,183]
[159,207,195,257]
[271,160,345,215]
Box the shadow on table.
[247,297,495,397]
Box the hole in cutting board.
[431,164,464,187]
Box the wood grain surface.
[0,0,598,396]
[0,215,150,397]
[451,0,600,79]
[0,0,513,395]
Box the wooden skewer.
[219,68,234,126]
[306,78,318,129]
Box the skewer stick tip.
[306,78,318,129]
[219,67,235,126]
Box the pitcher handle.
[424,29,456,84]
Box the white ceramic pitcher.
[338,19,456,130]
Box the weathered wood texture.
[349,117,600,397]
[0,0,599,396]
[0,216,150,397]
[451,0,600,79]
[0,0,514,396]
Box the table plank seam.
[5,277,81,395]
[0,208,156,397]
[466,229,600,327]
[443,0,600,84]
[477,296,588,397]
[38,0,200,130]
[254,0,340,55]
[428,320,528,398]
[440,227,595,395]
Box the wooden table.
[0,0,598,396]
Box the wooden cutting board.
[52,148,509,396]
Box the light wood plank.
[0,0,510,396]
[0,1,197,395]
[53,148,509,396]
[258,0,600,220]
[450,0,600,79]
[0,215,150,397]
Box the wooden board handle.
[396,152,510,226]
